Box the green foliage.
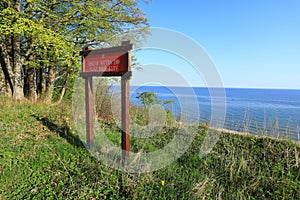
[0,5,74,63]
[0,98,123,199]
[0,98,299,199]
[132,91,175,126]
[94,78,116,123]
[130,104,149,126]
[136,91,162,108]
[0,0,149,101]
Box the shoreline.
[211,127,300,145]
[178,121,299,144]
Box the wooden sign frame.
[79,41,132,161]
[80,42,132,76]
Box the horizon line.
[129,85,300,90]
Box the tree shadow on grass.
[31,115,85,148]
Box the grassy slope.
[0,98,299,199]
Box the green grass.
[0,98,299,199]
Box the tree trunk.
[12,35,24,100]
[11,2,25,100]
[26,67,37,101]
[0,36,13,97]
[0,59,13,97]
[12,64,24,100]
[37,67,46,98]
[44,65,54,103]
[57,72,70,103]
[0,66,8,96]
[25,54,37,101]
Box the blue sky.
[133,0,300,89]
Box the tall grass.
[223,110,300,142]
[0,98,299,199]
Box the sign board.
[80,42,132,76]
[83,51,127,73]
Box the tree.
[136,91,174,108]
[136,91,162,108]
[0,0,148,101]
[133,91,175,126]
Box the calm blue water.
[130,86,300,141]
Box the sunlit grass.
[0,98,299,199]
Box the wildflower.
[161,180,165,187]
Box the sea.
[129,86,300,141]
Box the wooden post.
[85,75,94,148]
[121,51,131,163]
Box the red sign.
[80,42,132,76]
[79,41,132,155]
[83,51,127,73]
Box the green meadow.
[0,98,299,199]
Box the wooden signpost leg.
[121,73,130,162]
[85,76,94,148]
